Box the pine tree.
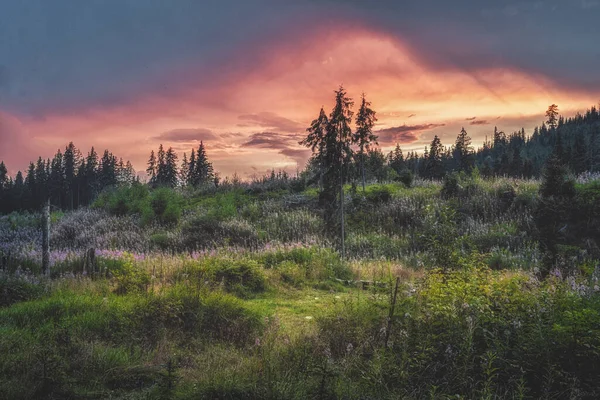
[49,150,65,207]
[453,127,475,172]
[63,142,81,209]
[300,107,329,190]
[146,150,157,187]
[156,144,166,186]
[353,93,378,191]
[99,150,118,188]
[194,141,214,186]
[164,147,179,188]
[425,136,444,179]
[179,152,189,186]
[0,161,7,190]
[546,104,559,130]
[124,161,135,184]
[510,149,523,177]
[187,149,197,186]
[34,157,48,207]
[85,147,99,203]
[389,144,405,174]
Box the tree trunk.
[42,199,50,276]
[340,164,345,261]
[361,150,366,192]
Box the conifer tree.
[300,107,328,190]
[425,135,444,179]
[164,147,179,188]
[353,93,378,191]
[146,150,157,187]
[388,144,405,174]
[545,104,559,130]
[156,144,166,186]
[187,149,197,186]
[453,127,475,173]
[179,152,189,186]
[193,141,214,186]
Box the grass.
[2,177,600,398]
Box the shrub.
[102,254,151,294]
[179,258,267,298]
[181,215,260,250]
[395,169,414,188]
[94,183,150,216]
[365,184,393,204]
[0,273,45,307]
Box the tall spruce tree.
[425,135,444,179]
[353,93,378,192]
[453,127,475,172]
[179,152,189,186]
[164,147,179,188]
[389,144,405,174]
[193,141,214,186]
[146,150,157,187]
[300,107,329,190]
[187,149,197,186]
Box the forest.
[1,88,600,399]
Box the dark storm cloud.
[238,112,304,133]
[0,0,598,117]
[154,128,218,142]
[242,131,309,164]
[376,123,445,144]
[470,120,490,126]
[242,132,299,150]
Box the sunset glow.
[1,12,598,177]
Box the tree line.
[1,91,599,215]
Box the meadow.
[1,173,600,399]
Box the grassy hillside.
[1,175,600,399]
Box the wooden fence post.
[42,199,50,276]
[384,277,401,350]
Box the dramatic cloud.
[376,124,446,144]
[238,113,304,133]
[242,132,297,150]
[242,132,309,165]
[469,120,490,126]
[1,1,599,176]
[465,117,477,121]
[153,128,218,142]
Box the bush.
[0,273,45,307]
[179,258,267,298]
[258,246,352,281]
[395,169,414,188]
[182,215,260,250]
[94,183,149,216]
[102,254,151,294]
[365,185,393,204]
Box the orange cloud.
[2,26,598,177]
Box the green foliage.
[103,254,151,294]
[257,246,352,281]
[178,258,266,298]
[364,184,393,204]
[0,274,45,307]
[181,214,260,250]
[94,184,183,226]
[395,169,414,188]
[149,187,183,225]
[0,287,262,398]
[94,183,150,216]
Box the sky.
[0,0,599,178]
